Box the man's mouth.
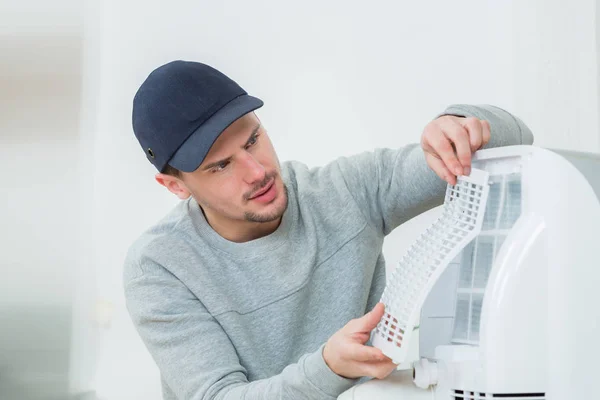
[249,179,274,200]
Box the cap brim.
[168,94,264,173]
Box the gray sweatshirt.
[123,104,534,400]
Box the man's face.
[160,112,288,228]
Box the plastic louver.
[451,390,546,399]
[372,168,490,363]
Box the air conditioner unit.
[365,145,600,400]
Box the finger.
[423,127,463,177]
[425,152,455,185]
[347,303,385,332]
[461,117,483,152]
[347,344,388,362]
[481,120,491,147]
[442,120,471,175]
[362,360,397,380]
[350,332,371,343]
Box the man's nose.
[240,152,266,184]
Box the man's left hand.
[421,116,491,185]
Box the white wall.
[0,1,83,398]
[68,1,599,398]
[511,0,599,152]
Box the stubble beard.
[244,183,288,223]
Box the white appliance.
[367,145,600,399]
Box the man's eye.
[245,134,259,148]
[212,161,229,172]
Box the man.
[124,60,534,400]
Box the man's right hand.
[322,303,397,380]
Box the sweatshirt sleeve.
[335,104,534,235]
[124,260,357,400]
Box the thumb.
[349,302,385,333]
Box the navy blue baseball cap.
[132,60,264,173]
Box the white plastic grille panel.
[372,169,490,362]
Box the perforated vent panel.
[372,169,490,363]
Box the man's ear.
[155,173,191,200]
